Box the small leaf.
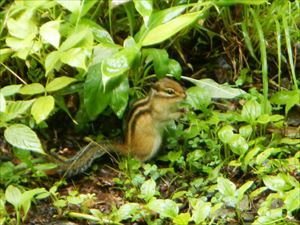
[186,86,211,111]
[60,48,88,70]
[191,199,211,224]
[133,0,153,25]
[40,20,60,48]
[31,96,55,123]
[110,78,129,118]
[117,203,141,220]
[218,125,234,144]
[5,185,22,208]
[284,188,300,212]
[19,83,45,95]
[0,84,22,96]
[148,199,179,218]
[46,76,77,92]
[173,212,191,225]
[57,0,81,12]
[168,59,182,79]
[0,93,5,112]
[229,134,248,155]
[237,181,254,202]
[140,179,156,201]
[4,124,44,154]
[45,51,62,76]
[4,100,34,122]
[241,99,262,123]
[263,174,293,192]
[142,11,202,46]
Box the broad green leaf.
[133,0,152,25]
[145,48,169,78]
[80,19,113,44]
[3,100,34,122]
[256,148,280,165]
[241,99,262,123]
[191,199,211,224]
[5,185,22,208]
[117,203,141,221]
[142,12,202,46]
[19,83,45,95]
[46,76,77,92]
[217,177,236,196]
[101,44,140,78]
[229,134,248,155]
[21,188,47,219]
[243,146,262,167]
[40,20,60,48]
[173,212,191,225]
[60,48,88,70]
[4,124,44,154]
[84,63,110,120]
[7,10,38,39]
[148,199,179,218]
[218,125,234,144]
[239,125,253,139]
[45,51,62,76]
[57,0,81,12]
[183,77,246,99]
[270,90,299,114]
[31,96,55,124]
[110,78,129,118]
[0,84,22,96]
[0,93,5,112]
[186,86,211,111]
[284,188,300,212]
[140,179,156,201]
[263,174,293,192]
[92,43,120,65]
[168,59,182,79]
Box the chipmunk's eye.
[165,88,175,95]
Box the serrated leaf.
[46,76,76,92]
[5,185,22,208]
[19,83,45,95]
[183,77,246,99]
[40,20,60,48]
[4,124,44,154]
[142,11,202,46]
[148,199,179,218]
[31,96,54,124]
[4,100,34,122]
[0,84,22,96]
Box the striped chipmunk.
[53,77,186,177]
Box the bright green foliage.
[0,0,299,224]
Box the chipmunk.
[53,78,186,177]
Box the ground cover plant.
[0,0,299,224]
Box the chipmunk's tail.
[47,141,115,178]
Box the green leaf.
[31,96,55,124]
[183,77,246,99]
[57,0,81,12]
[239,125,253,139]
[148,199,179,219]
[145,48,169,78]
[60,28,92,51]
[270,90,299,114]
[101,44,140,78]
[84,63,110,120]
[3,100,34,122]
[237,181,254,202]
[217,177,236,196]
[173,212,191,225]
[191,199,211,224]
[256,148,280,165]
[168,59,182,79]
[45,51,62,76]
[7,10,38,39]
[19,83,45,95]
[60,48,88,70]
[40,20,60,48]
[0,93,5,113]
[0,84,22,96]
[117,203,141,221]
[142,11,202,46]
[241,99,262,123]
[215,0,267,6]
[110,78,129,118]
[140,179,156,202]
[5,185,22,208]
[229,134,248,155]
[284,188,300,212]
[263,174,293,192]
[4,124,44,154]
[133,0,153,25]
[46,76,77,92]
[186,86,211,111]
[218,125,234,144]
[80,19,113,44]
